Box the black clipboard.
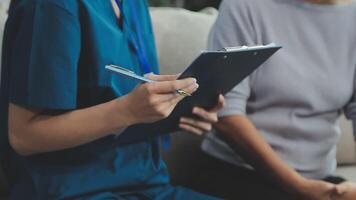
[118,44,282,144]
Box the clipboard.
[115,44,282,144]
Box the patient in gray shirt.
[194,0,356,199]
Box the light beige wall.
[0,0,10,81]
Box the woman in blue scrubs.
[0,0,224,199]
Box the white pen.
[105,65,192,97]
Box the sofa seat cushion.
[335,166,356,182]
[337,116,356,165]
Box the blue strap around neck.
[115,0,152,74]
[114,0,171,149]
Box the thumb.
[145,73,179,82]
[210,95,225,112]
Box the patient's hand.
[179,95,225,135]
[295,179,338,200]
[333,182,356,200]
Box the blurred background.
[148,0,222,11]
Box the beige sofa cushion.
[337,116,356,164]
[0,0,9,79]
[150,7,218,184]
[150,7,218,75]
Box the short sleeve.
[344,73,356,139]
[208,0,256,117]
[8,2,80,110]
[207,0,257,50]
[218,77,251,117]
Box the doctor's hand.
[179,95,225,135]
[122,74,199,125]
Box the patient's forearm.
[216,116,305,193]
[8,98,131,156]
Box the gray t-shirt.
[202,0,356,179]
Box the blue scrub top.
[0,0,169,199]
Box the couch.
[150,7,356,184]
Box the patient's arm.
[216,115,338,199]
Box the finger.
[179,123,204,135]
[180,117,213,132]
[149,78,198,94]
[154,80,200,104]
[158,94,182,111]
[325,183,340,198]
[210,94,225,112]
[192,107,218,123]
[335,182,350,196]
[325,182,337,191]
[166,82,201,106]
[149,93,179,106]
[157,91,196,114]
[175,79,200,96]
[155,82,201,115]
[145,73,179,82]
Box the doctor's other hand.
[179,94,225,135]
[121,74,199,125]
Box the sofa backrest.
[0,0,9,71]
[150,7,218,184]
[150,7,218,75]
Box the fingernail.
[192,84,199,90]
[144,73,154,78]
[193,107,198,113]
